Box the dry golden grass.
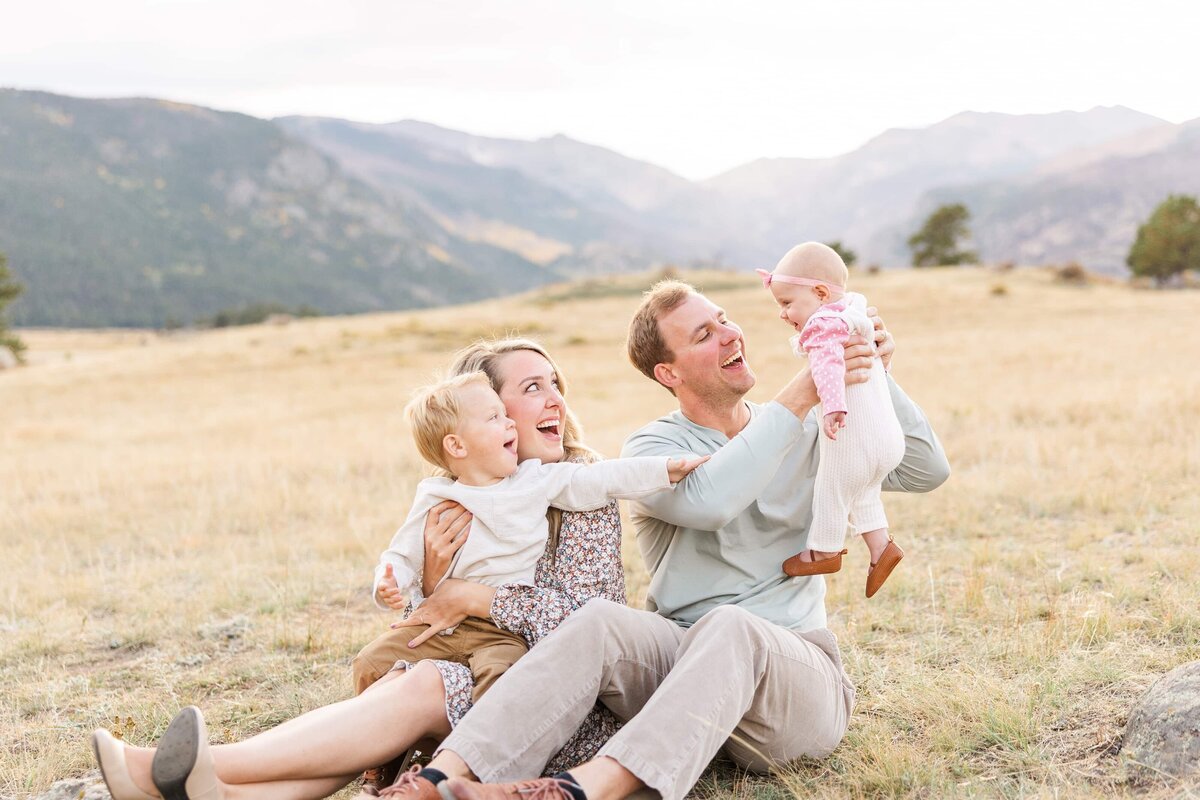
[2,267,1198,798]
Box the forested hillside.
[0,90,550,326]
[3,89,1197,328]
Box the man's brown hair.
[627,279,696,393]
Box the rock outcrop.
[31,771,110,800]
[1122,660,1200,778]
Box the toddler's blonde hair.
[405,371,493,473]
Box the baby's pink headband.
[755,269,845,292]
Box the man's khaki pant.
[439,599,855,800]
[352,616,527,702]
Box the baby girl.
[757,242,905,598]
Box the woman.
[91,339,625,800]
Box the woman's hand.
[422,500,473,596]
[667,455,711,483]
[398,579,497,648]
[866,306,895,370]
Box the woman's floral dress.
[407,501,626,773]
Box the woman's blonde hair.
[447,338,599,559]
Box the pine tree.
[825,241,858,267]
[1127,194,1200,286]
[908,203,978,267]
[0,251,26,362]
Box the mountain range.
[2,88,1197,327]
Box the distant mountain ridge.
[927,118,1200,271]
[691,106,1171,266]
[3,88,1197,327]
[275,116,681,270]
[381,120,694,212]
[0,90,551,326]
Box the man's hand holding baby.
[843,334,875,380]
[865,306,894,370]
[825,313,891,439]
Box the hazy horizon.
[1,84,1182,182]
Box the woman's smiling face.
[492,349,567,464]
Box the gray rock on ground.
[198,614,251,641]
[1122,660,1200,778]
[32,771,110,800]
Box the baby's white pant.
[807,362,906,553]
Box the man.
[394,279,949,800]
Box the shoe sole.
[866,542,904,598]
[152,707,201,800]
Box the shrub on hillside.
[205,303,321,328]
[1055,262,1090,286]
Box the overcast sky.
[3,0,1197,180]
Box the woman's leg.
[122,662,452,791]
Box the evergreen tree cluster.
[908,203,978,267]
[1127,194,1200,285]
[0,251,25,361]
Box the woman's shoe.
[91,729,157,800]
[151,707,223,800]
[782,549,848,577]
[865,537,904,598]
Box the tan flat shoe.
[151,707,223,800]
[91,729,157,800]
[782,549,848,577]
[865,537,904,598]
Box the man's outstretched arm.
[620,339,885,530]
[621,400,807,531]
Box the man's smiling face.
[656,293,756,403]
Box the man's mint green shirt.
[620,376,950,632]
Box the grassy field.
[2,267,1198,798]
